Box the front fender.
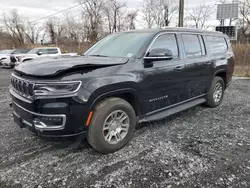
[88,87,140,110]
[21,58,34,62]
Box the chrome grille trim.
[10,74,34,99]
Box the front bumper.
[10,89,89,138]
[13,102,66,131]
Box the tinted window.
[182,34,203,58]
[47,49,58,54]
[148,34,178,58]
[206,36,228,55]
[38,49,48,54]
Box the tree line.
[1,0,250,50]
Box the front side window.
[148,34,179,59]
[182,34,203,58]
[206,36,228,55]
[85,32,152,58]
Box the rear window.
[206,36,228,55]
[182,34,204,58]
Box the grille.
[11,75,34,98]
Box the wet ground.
[0,69,250,188]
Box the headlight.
[34,81,82,96]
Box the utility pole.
[178,0,184,27]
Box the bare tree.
[46,18,66,44]
[141,0,155,28]
[24,22,43,44]
[239,0,250,37]
[125,11,137,30]
[3,10,26,46]
[141,0,178,28]
[78,0,103,42]
[102,0,126,33]
[187,3,214,29]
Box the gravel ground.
[0,69,250,188]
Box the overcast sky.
[0,0,217,26]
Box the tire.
[205,76,225,108]
[87,97,136,154]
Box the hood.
[0,54,10,59]
[15,56,129,77]
[11,53,28,57]
[20,54,38,59]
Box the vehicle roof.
[120,27,226,36]
[34,47,59,49]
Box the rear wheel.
[87,98,136,153]
[205,76,225,108]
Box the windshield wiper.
[89,55,109,57]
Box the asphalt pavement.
[0,69,250,188]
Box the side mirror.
[145,48,173,61]
[37,51,43,56]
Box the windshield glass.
[84,32,152,58]
[27,48,39,54]
[12,49,30,54]
[0,50,15,54]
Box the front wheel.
[87,98,136,154]
[205,76,225,108]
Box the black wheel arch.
[214,69,227,86]
[89,88,141,117]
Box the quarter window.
[206,36,228,55]
[148,34,179,59]
[182,34,203,58]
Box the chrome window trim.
[144,32,179,59]
[13,102,66,131]
[144,56,173,60]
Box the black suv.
[10,28,235,153]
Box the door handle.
[174,66,185,71]
[204,62,212,66]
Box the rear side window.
[206,36,228,55]
[38,49,48,54]
[182,34,204,58]
[149,33,179,59]
[47,49,59,54]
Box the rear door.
[181,33,213,98]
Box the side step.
[140,98,206,123]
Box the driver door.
[140,33,187,113]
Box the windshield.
[27,48,39,54]
[12,49,30,54]
[0,50,15,54]
[84,32,152,58]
